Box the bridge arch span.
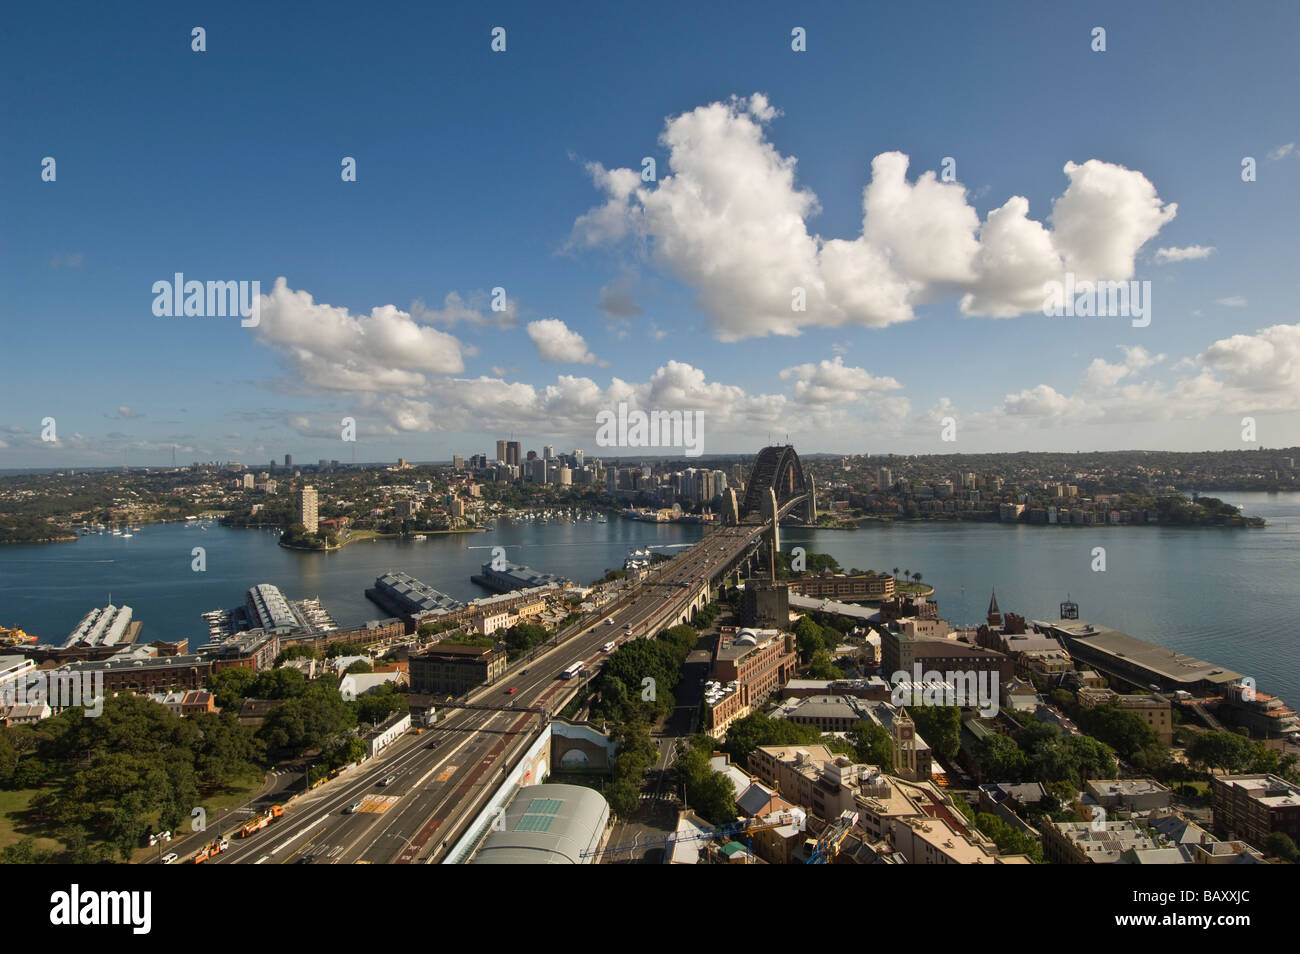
[739,445,814,522]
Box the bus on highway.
[560,660,585,679]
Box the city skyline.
[7,0,1300,888]
[5,2,1299,467]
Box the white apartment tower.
[298,485,319,533]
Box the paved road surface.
[213,521,769,864]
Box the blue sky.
[3,0,1298,467]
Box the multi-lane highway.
[217,517,772,864]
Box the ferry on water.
[0,626,37,647]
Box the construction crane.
[805,811,858,864]
[581,810,805,860]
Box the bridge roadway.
[217,517,779,865]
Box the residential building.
[471,609,511,636]
[1211,774,1300,848]
[1,703,51,725]
[147,689,217,717]
[410,644,508,695]
[771,694,870,732]
[58,654,212,694]
[712,626,797,713]
[881,629,1014,687]
[748,745,891,822]
[298,485,319,533]
[702,680,747,736]
[1085,778,1173,814]
[1042,820,1158,864]
[1116,694,1174,745]
[891,816,1030,864]
[788,572,895,601]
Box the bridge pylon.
[760,486,780,554]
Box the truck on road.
[193,837,230,863]
[239,805,284,838]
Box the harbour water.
[0,492,1296,704]
[0,516,705,646]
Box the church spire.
[987,589,1003,627]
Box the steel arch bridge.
[739,445,815,523]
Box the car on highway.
[344,801,363,814]
[605,617,615,625]
[161,852,178,864]
[506,686,518,694]
[379,775,397,787]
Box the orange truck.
[192,837,230,863]
[238,805,284,838]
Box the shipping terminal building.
[367,570,467,624]
[473,560,570,595]
[1034,619,1242,694]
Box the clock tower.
[893,706,918,780]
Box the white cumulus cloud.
[1154,245,1215,264]
[572,95,1178,339]
[255,278,466,393]
[527,319,599,364]
[780,356,901,405]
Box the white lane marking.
[271,815,326,854]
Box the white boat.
[413,534,427,541]
[122,533,133,538]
